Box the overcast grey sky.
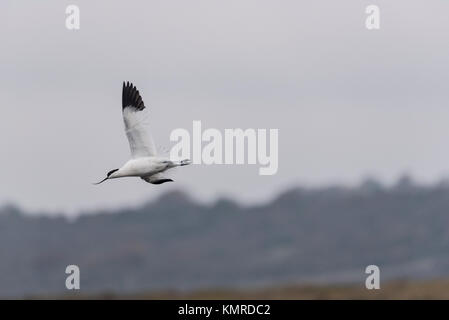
[1,1,448,215]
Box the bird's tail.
[173,159,191,166]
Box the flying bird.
[94,82,191,185]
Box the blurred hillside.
[2,175,449,298]
[51,279,449,300]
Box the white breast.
[118,157,166,177]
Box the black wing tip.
[151,179,174,185]
[122,81,146,111]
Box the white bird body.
[94,82,191,185]
[109,157,185,178]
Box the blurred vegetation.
[3,175,449,298]
[38,279,449,300]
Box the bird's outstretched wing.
[122,81,157,158]
[141,173,173,184]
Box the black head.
[107,169,119,177]
[93,168,119,185]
